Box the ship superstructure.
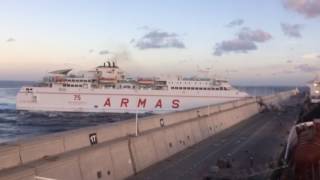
[16,62,249,113]
[309,76,320,103]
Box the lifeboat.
[138,78,154,85]
[99,77,117,84]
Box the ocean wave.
[0,103,16,110]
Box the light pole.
[135,108,139,136]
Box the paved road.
[128,97,301,180]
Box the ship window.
[63,84,66,87]
[191,87,194,90]
[203,88,207,90]
[183,87,186,90]
[187,87,190,90]
[223,87,227,90]
[179,87,182,90]
[219,87,223,90]
[195,87,199,90]
[199,88,203,90]
[174,87,178,89]
[171,87,174,89]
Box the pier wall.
[0,90,294,180]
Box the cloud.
[6,38,15,42]
[283,0,320,18]
[214,27,272,56]
[99,50,109,55]
[226,19,244,27]
[302,53,320,59]
[295,64,320,72]
[281,23,303,38]
[282,70,295,74]
[137,26,151,30]
[237,28,272,42]
[225,69,238,73]
[134,30,185,49]
[287,60,293,63]
[214,39,257,56]
[89,49,94,53]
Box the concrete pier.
[128,96,301,180]
[0,91,294,180]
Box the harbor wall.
[0,90,294,180]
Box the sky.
[0,0,320,86]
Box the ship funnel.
[107,61,111,67]
[112,61,115,68]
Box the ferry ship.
[16,62,249,114]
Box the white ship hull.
[16,87,249,114]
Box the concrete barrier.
[130,135,158,172]
[150,130,170,161]
[78,145,115,180]
[35,156,82,180]
[182,123,196,147]
[19,135,64,164]
[0,167,35,180]
[0,144,20,171]
[189,120,203,143]
[109,140,134,179]
[163,126,179,156]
